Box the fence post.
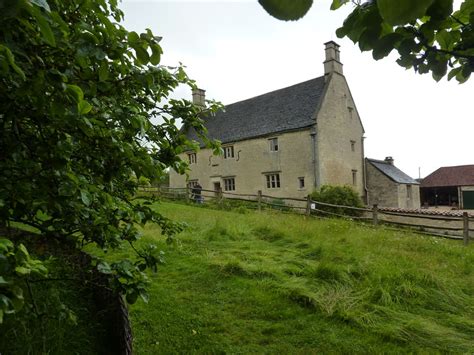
[306,195,311,216]
[257,190,262,211]
[372,204,378,226]
[185,187,190,203]
[463,212,469,246]
[217,187,223,207]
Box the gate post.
[463,212,469,246]
[372,204,379,226]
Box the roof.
[421,165,474,188]
[367,158,419,185]
[186,76,327,144]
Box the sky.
[121,0,473,179]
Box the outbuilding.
[366,157,420,209]
[420,165,474,209]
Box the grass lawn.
[123,201,473,353]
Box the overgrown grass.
[129,202,473,353]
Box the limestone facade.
[169,41,366,199]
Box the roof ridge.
[223,76,325,108]
[438,164,474,169]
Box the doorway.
[213,182,221,196]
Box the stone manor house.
[169,41,419,208]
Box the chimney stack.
[324,41,343,76]
[384,156,394,165]
[192,88,206,107]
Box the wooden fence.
[139,186,473,245]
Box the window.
[348,107,354,119]
[407,184,412,199]
[298,177,305,189]
[266,174,280,188]
[350,140,356,152]
[224,146,234,159]
[352,170,357,186]
[223,177,235,191]
[188,180,198,188]
[269,138,279,152]
[188,153,197,164]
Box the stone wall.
[316,73,365,197]
[366,161,421,208]
[169,129,315,199]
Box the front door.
[213,182,221,196]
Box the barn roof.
[185,76,327,144]
[421,165,474,188]
[367,158,419,185]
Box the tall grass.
[129,201,473,353]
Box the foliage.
[0,240,112,354]
[124,202,474,353]
[138,176,151,187]
[0,237,48,323]
[310,185,364,216]
[0,0,221,323]
[258,0,313,21]
[259,0,474,82]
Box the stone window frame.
[223,145,234,159]
[223,177,236,191]
[188,152,197,164]
[350,140,356,152]
[352,169,357,186]
[268,137,279,152]
[265,173,281,189]
[407,184,412,199]
[298,177,305,189]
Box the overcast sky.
[121,0,473,179]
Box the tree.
[259,0,474,82]
[0,0,220,322]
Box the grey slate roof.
[186,76,327,144]
[367,158,419,185]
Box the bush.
[310,185,364,217]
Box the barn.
[420,165,474,209]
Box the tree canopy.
[259,0,474,82]
[0,0,220,322]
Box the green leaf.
[29,5,56,46]
[377,0,435,25]
[15,266,31,276]
[97,262,112,274]
[133,45,149,65]
[80,190,91,206]
[426,0,453,20]
[372,33,403,59]
[30,0,51,12]
[330,0,349,10]
[436,29,460,50]
[150,44,162,65]
[126,290,138,304]
[66,84,84,103]
[447,66,462,80]
[258,0,313,21]
[128,31,139,43]
[0,276,8,286]
[78,100,92,115]
[98,62,109,81]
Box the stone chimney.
[384,156,394,165]
[324,41,343,76]
[192,88,206,107]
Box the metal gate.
[462,191,474,209]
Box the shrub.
[310,185,364,217]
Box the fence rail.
[140,186,473,245]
